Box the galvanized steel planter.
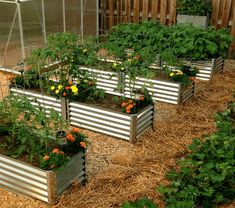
[10,87,67,118]
[177,14,209,28]
[68,101,155,143]
[79,66,122,95]
[124,76,195,105]
[192,57,224,81]
[79,67,195,105]
[0,151,86,203]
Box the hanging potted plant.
[177,0,211,28]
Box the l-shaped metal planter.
[0,151,86,203]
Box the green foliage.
[40,149,70,170]
[103,21,232,63]
[177,0,211,16]
[0,94,69,166]
[158,97,235,208]
[122,198,158,208]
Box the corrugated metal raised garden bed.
[79,66,195,105]
[9,87,154,143]
[68,101,155,143]
[0,151,86,203]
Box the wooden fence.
[99,0,235,56]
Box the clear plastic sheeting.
[0,0,98,68]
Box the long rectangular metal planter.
[68,101,155,143]
[0,151,86,203]
[79,67,195,105]
[10,87,67,118]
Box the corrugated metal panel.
[136,105,154,136]
[181,83,195,103]
[0,154,49,202]
[69,101,154,141]
[193,57,224,80]
[70,121,130,141]
[56,152,85,195]
[10,88,62,115]
[124,76,181,104]
[79,66,120,93]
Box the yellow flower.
[113,63,118,68]
[55,89,60,94]
[58,85,63,90]
[50,86,55,91]
[71,85,78,94]
[121,67,125,71]
[170,73,174,77]
[83,49,88,53]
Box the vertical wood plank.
[133,0,140,22]
[169,0,176,25]
[210,0,221,28]
[142,0,149,20]
[109,0,114,27]
[124,0,131,22]
[221,0,232,27]
[230,3,235,45]
[160,0,167,24]
[151,0,159,19]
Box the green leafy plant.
[158,95,235,208]
[177,0,211,16]
[0,94,88,170]
[40,148,69,170]
[64,127,88,153]
[122,198,158,208]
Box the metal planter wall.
[68,101,155,143]
[0,151,86,203]
[192,57,224,81]
[79,67,195,105]
[10,87,67,119]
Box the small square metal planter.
[68,101,155,143]
[0,151,86,203]
[177,14,209,28]
[191,57,224,80]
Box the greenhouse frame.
[0,0,99,70]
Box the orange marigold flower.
[121,102,128,107]
[65,86,71,90]
[188,77,195,81]
[60,151,64,155]
[52,148,60,154]
[68,79,73,85]
[72,127,79,133]
[80,141,86,148]
[63,92,67,97]
[67,133,76,142]
[43,155,50,161]
[128,104,134,109]
[126,109,131,114]
[128,100,134,104]
[139,96,145,101]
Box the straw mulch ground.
[0,60,235,208]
